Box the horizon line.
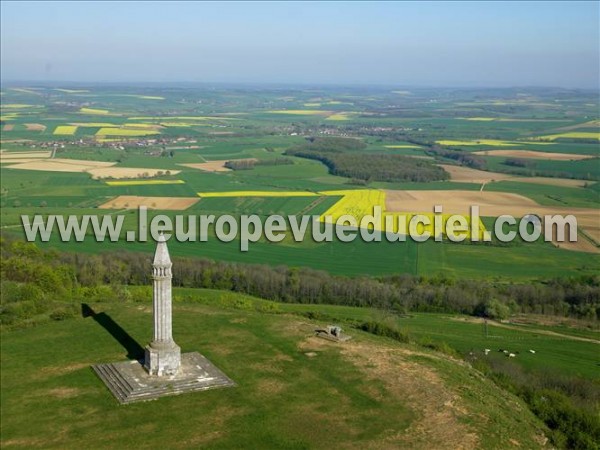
[1,79,599,92]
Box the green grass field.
[170,288,600,380]
[0,295,549,449]
[1,225,596,279]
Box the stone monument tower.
[144,234,181,376]
[92,234,234,404]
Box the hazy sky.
[1,1,598,88]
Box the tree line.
[427,147,487,170]
[1,236,598,328]
[428,145,599,181]
[285,137,449,183]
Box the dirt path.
[449,317,599,344]
[343,341,479,449]
[299,336,479,449]
[494,322,600,344]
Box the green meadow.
[0,296,549,449]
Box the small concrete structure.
[93,235,234,403]
[315,325,352,342]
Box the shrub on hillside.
[474,298,511,320]
[356,320,410,343]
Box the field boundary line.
[488,321,599,344]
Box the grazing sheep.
[529,350,536,354]
[484,349,491,355]
[508,353,516,358]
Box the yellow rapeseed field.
[318,189,485,238]
[121,123,161,129]
[1,104,37,109]
[319,189,386,223]
[384,212,483,238]
[159,122,204,127]
[54,89,90,93]
[581,120,600,127]
[79,107,110,115]
[95,128,160,137]
[193,188,486,238]
[534,132,600,141]
[267,110,333,116]
[96,138,124,143]
[384,145,422,149]
[119,95,165,100]
[457,118,570,123]
[325,113,351,121]
[436,139,519,147]
[436,139,555,147]
[71,122,119,127]
[53,125,78,135]
[9,88,40,95]
[105,180,185,186]
[128,116,238,121]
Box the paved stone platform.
[92,352,235,404]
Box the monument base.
[92,352,235,404]
[144,342,181,376]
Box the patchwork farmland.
[2,3,599,449]
[1,85,598,272]
[3,76,600,450]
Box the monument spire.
[93,232,234,403]
[144,234,181,376]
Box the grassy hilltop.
[1,294,549,449]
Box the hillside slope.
[1,299,548,449]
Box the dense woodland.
[1,237,598,328]
[427,147,487,170]
[285,137,449,182]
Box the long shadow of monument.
[82,303,144,361]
